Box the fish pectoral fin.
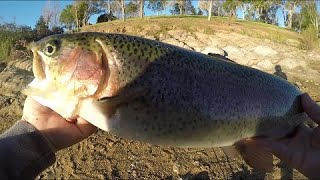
[234,138,274,172]
[97,86,146,105]
[94,87,146,116]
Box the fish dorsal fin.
[234,139,274,172]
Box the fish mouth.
[31,49,46,80]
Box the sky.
[0,1,319,29]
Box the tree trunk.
[208,0,212,21]
[107,0,111,14]
[287,9,293,29]
[75,9,79,32]
[139,0,144,19]
[121,0,125,21]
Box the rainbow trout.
[24,32,307,170]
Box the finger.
[311,127,320,149]
[301,93,320,123]
[76,117,97,137]
[24,96,53,113]
[259,138,291,165]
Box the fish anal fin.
[234,139,274,172]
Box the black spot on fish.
[134,48,138,54]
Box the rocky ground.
[0,18,319,179]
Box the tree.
[283,0,301,29]
[0,23,36,59]
[178,0,186,15]
[199,0,213,20]
[300,1,318,34]
[170,3,180,15]
[197,8,203,16]
[81,0,104,26]
[60,5,75,31]
[185,0,196,15]
[116,0,126,21]
[126,1,139,18]
[147,0,167,16]
[138,0,145,19]
[67,1,104,31]
[42,0,61,29]
[292,12,302,32]
[238,0,251,20]
[34,16,50,39]
[223,0,238,17]
[96,13,117,23]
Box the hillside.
[83,16,320,101]
[0,16,319,179]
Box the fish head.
[26,33,107,99]
[23,33,117,121]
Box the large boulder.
[253,45,278,56]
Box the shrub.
[300,25,319,50]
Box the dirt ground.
[0,57,317,179]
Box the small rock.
[193,161,200,166]
[173,163,180,174]
[256,59,274,70]
[305,80,310,83]
[295,82,302,87]
[315,83,319,86]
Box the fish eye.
[44,39,60,56]
[44,43,56,56]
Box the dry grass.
[82,15,306,48]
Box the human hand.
[258,93,320,179]
[22,97,97,152]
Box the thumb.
[76,117,97,138]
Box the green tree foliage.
[0,23,35,60]
[34,16,51,39]
[170,0,195,15]
[147,0,167,15]
[300,1,318,32]
[197,8,203,16]
[96,13,117,23]
[60,1,103,31]
[185,0,196,15]
[301,24,318,50]
[222,0,238,16]
[60,5,75,31]
[292,12,302,32]
[283,0,301,29]
[170,3,180,15]
[126,2,139,18]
